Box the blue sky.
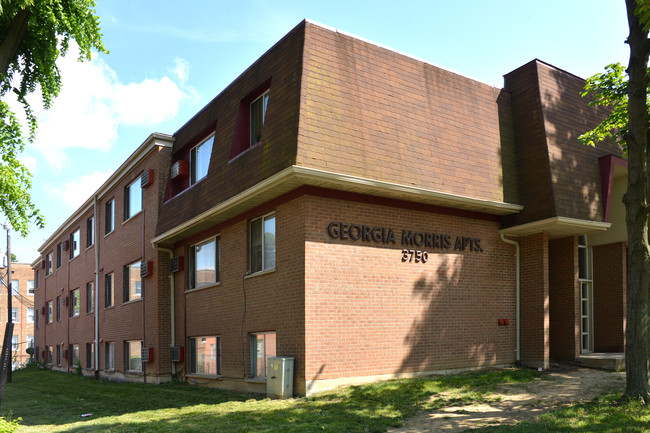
[3,0,630,263]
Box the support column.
[519,232,549,369]
[549,236,580,361]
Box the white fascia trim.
[153,165,522,244]
[499,216,611,235]
[38,133,174,254]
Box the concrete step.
[575,352,624,371]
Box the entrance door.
[578,236,593,353]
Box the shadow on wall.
[398,255,505,374]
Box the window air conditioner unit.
[141,347,154,363]
[170,160,188,179]
[141,169,154,189]
[140,261,153,279]
[170,256,184,273]
[170,346,184,362]
[62,240,69,251]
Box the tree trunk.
[0,7,30,83]
[625,0,650,401]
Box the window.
[123,262,142,302]
[105,342,114,370]
[35,270,39,289]
[105,199,115,234]
[86,216,95,248]
[27,308,34,324]
[249,213,276,273]
[27,280,34,295]
[70,289,80,317]
[189,336,220,375]
[46,346,53,364]
[124,179,142,220]
[190,134,214,185]
[56,243,62,268]
[86,342,94,369]
[11,308,18,323]
[125,340,142,372]
[70,229,80,259]
[56,345,61,365]
[27,335,33,349]
[250,91,269,146]
[251,332,276,379]
[11,335,17,352]
[10,280,18,295]
[56,296,61,321]
[46,300,53,324]
[189,237,220,289]
[70,344,79,367]
[45,253,53,276]
[86,282,94,313]
[35,310,39,328]
[105,273,114,308]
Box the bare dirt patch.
[388,365,625,433]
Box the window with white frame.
[86,216,95,248]
[124,178,142,221]
[250,91,269,146]
[190,134,214,185]
[46,346,53,364]
[11,335,17,352]
[70,229,80,259]
[124,262,142,302]
[10,280,18,295]
[105,273,114,308]
[105,199,115,234]
[46,300,53,323]
[189,237,220,289]
[250,332,276,379]
[11,308,18,323]
[46,252,53,276]
[27,280,34,295]
[27,335,33,349]
[70,344,79,367]
[27,308,34,324]
[105,342,114,370]
[189,336,221,375]
[70,289,80,317]
[249,213,275,273]
[125,340,142,371]
[86,282,94,313]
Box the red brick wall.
[303,195,517,384]
[593,242,626,352]
[0,263,35,366]
[519,232,549,368]
[549,236,579,361]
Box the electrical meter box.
[267,356,294,399]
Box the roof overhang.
[153,165,523,245]
[499,216,611,240]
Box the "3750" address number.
[401,249,428,263]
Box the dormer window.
[190,134,214,185]
[250,91,269,147]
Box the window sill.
[104,306,114,311]
[104,230,114,239]
[122,298,142,306]
[185,282,221,294]
[229,141,262,164]
[186,373,223,380]
[245,377,267,384]
[69,314,79,319]
[85,244,94,252]
[122,210,143,225]
[244,268,276,280]
[86,311,94,315]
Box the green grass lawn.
[0,366,645,433]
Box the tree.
[580,0,650,401]
[0,0,106,236]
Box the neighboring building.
[0,262,36,368]
[34,20,626,395]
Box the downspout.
[93,196,100,379]
[153,243,175,376]
[500,233,520,364]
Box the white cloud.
[18,44,196,169]
[44,170,114,211]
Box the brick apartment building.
[33,20,626,395]
[0,262,36,368]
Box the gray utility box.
[267,356,294,399]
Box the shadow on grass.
[3,367,539,433]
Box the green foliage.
[0,0,107,236]
[578,63,633,156]
[0,415,20,433]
